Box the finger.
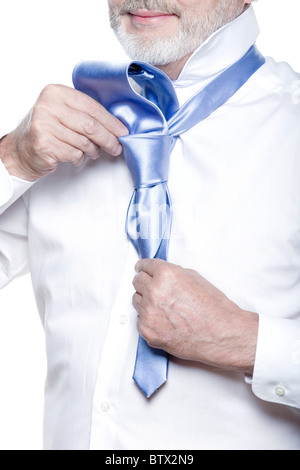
[135,258,166,276]
[132,292,142,312]
[56,104,123,156]
[50,139,84,165]
[34,137,84,171]
[58,85,129,137]
[51,120,102,159]
[132,271,152,295]
[72,155,86,167]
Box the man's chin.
[117,35,182,66]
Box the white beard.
[113,21,203,66]
[109,0,245,66]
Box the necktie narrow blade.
[73,45,265,398]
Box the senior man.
[0,0,299,450]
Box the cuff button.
[275,386,286,397]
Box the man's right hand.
[0,84,129,181]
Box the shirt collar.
[173,5,260,89]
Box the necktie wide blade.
[72,45,265,398]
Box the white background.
[0,0,299,450]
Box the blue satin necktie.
[73,45,265,398]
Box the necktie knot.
[119,133,172,189]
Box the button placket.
[100,400,111,413]
[89,244,138,449]
[119,314,129,326]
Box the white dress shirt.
[0,6,300,450]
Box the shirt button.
[100,401,110,413]
[275,386,286,397]
[119,314,129,326]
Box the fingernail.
[119,126,129,137]
[112,143,122,156]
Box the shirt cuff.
[251,313,300,409]
[0,159,36,214]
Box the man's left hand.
[132,259,258,375]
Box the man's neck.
[157,5,251,81]
[157,52,194,81]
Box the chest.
[24,108,300,316]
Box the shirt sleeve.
[0,159,36,287]
[0,159,35,216]
[251,313,300,409]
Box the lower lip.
[129,13,176,25]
